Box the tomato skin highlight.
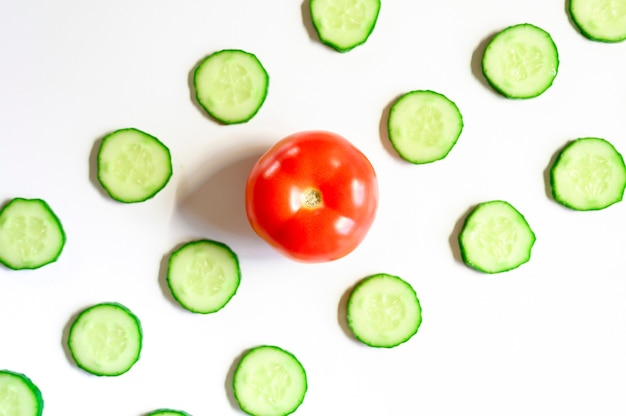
[245,131,378,262]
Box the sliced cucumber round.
[482,23,559,98]
[147,409,191,416]
[310,0,381,52]
[387,90,464,164]
[233,345,307,416]
[569,0,626,42]
[193,49,269,125]
[97,128,172,203]
[67,302,142,376]
[167,239,241,314]
[346,273,422,348]
[0,198,65,270]
[550,137,626,210]
[459,200,536,274]
[0,370,43,416]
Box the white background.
[1,1,626,415]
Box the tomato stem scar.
[302,188,322,209]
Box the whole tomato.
[245,131,378,262]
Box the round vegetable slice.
[67,302,142,376]
[550,137,626,210]
[482,23,559,98]
[233,345,307,416]
[0,197,66,270]
[147,410,191,416]
[0,370,43,416]
[167,239,241,314]
[459,200,536,274]
[569,0,626,42]
[97,128,172,203]
[193,49,269,124]
[387,90,464,164]
[346,273,422,348]
[245,130,378,263]
[310,0,381,52]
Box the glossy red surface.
[246,131,378,262]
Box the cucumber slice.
[550,137,626,210]
[569,0,626,42]
[310,0,381,52]
[233,345,307,416]
[387,90,464,164]
[97,128,173,203]
[67,302,142,376]
[482,23,559,98]
[0,198,65,270]
[459,200,536,274]
[147,409,191,416]
[346,273,422,348]
[193,49,269,125]
[166,239,241,314]
[0,370,43,416]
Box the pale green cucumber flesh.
[459,200,536,274]
[0,198,65,270]
[347,273,422,348]
[97,128,172,203]
[233,345,307,416]
[550,137,626,210]
[569,0,626,42]
[482,23,559,98]
[167,239,241,314]
[193,49,269,124]
[0,370,43,416]
[310,0,381,52]
[68,302,142,376]
[388,90,464,164]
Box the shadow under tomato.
[176,146,276,259]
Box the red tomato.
[245,131,379,262]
